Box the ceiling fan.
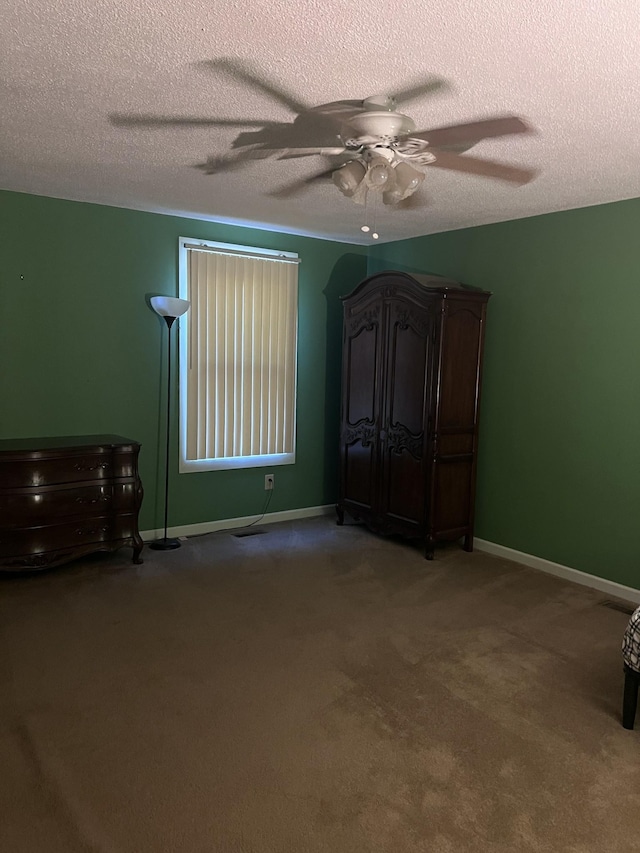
[111,59,537,209]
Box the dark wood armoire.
[336,270,491,559]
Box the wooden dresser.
[0,435,144,572]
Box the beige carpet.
[1,516,639,853]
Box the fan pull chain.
[360,189,380,240]
[372,191,380,240]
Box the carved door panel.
[340,298,383,515]
[431,300,486,537]
[378,298,435,528]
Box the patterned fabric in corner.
[622,606,640,672]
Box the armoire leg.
[623,666,639,730]
[336,504,344,526]
[424,538,435,561]
[463,533,474,552]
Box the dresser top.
[0,435,139,452]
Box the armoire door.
[378,296,435,532]
[430,296,487,543]
[339,296,384,517]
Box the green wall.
[3,187,640,589]
[0,190,367,531]
[370,198,640,588]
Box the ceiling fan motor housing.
[343,111,416,146]
[363,94,396,110]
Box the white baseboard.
[474,538,640,604]
[141,504,335,542]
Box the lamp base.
[149,537,182,551]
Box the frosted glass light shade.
[366,159,392,188]
[332,161,366,196]
[394,162,424,194]
[150,296,190,319]
[383,162,424,205]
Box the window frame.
[178,236,299,473]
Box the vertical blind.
[186,248,298,462]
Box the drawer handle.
[74,462,111,472]
[75,496,112,504]
[76,526,110,536]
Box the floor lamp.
[149,295,190,550]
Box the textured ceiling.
[2,0,640,244]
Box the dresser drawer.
[0,483,141,527]
[0,449,136,488]
[0,484,114,526]
[0,514,141,559]
[0,516,115,558]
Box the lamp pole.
[149,296,190,550]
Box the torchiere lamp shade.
[150,296,191,319]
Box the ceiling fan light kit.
[332,153,426,208]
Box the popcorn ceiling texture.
[1,0,639,243]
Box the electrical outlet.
[264,473,274,491]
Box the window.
[178,237,299,472]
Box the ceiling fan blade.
[215,146,342,161]
[428,149,537,184]
[276,147,347,160]
[409,116,532,147]
[268,167,336,199]
[193,148,275,175]
[197,58,310,116]
[110,113,270,129]
[389,76,449,106]
[231,114,344,152]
